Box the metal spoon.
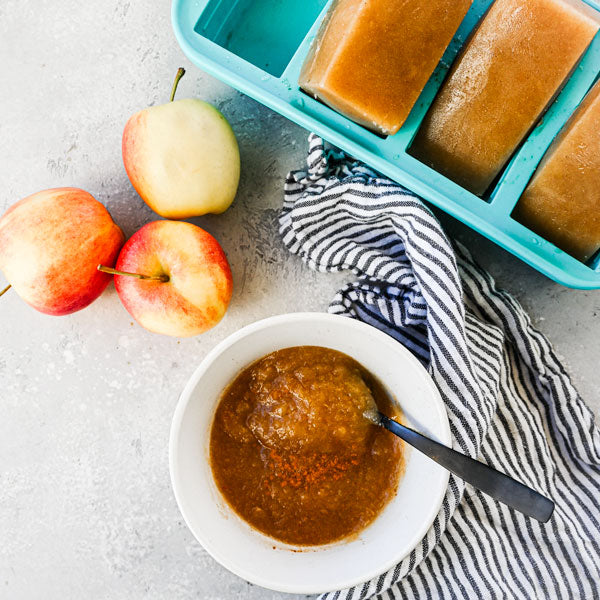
[368,410,555,523]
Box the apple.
[0,187,124,315]
[122,68,240,220]
[100,220,233,337]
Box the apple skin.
[114,220,233,337]
[122,98,240,220]
[0,188,124,316]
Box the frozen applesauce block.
[513,81,600,262]
[411,0,600,195]
[299,0,472,136]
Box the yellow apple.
[122,68,240,219]
[0,188,124,315]
[105,220,233,337]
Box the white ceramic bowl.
[170,313,450,594]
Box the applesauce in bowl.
[170,313,450,594]
[210,346,404,546]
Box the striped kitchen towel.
[279,134,600,600]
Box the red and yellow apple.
[106,220,233,337]
[122,68,240,220]
[0,188,124,315]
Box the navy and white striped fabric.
[279,135,600,600]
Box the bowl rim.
[169,312,451,594]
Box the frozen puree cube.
[299,0,472,136]
[513,81,600,262]
[411,0,600,195]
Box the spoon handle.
[378,413,554,523]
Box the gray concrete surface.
[0,1,598,599]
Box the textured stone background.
[0,1,598,598]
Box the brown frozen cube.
[513,81,600,262]
[411,0,600,195]
[299,0,472,136]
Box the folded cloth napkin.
[279,134,600,600]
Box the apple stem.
[97,265,169,283]
[0,283,11,298]
[170,67,186,102]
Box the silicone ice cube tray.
[172,0,600,288]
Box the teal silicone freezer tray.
[172,0,600,289]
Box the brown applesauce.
[209,346,403,546]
